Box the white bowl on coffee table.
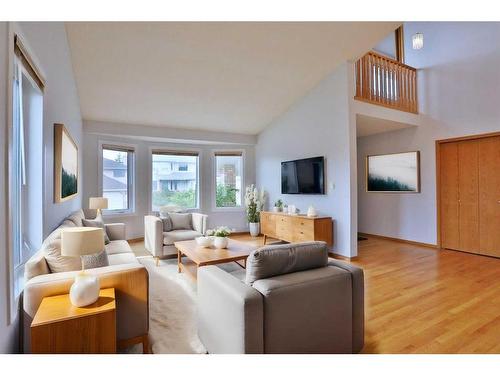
[195,236,213,247]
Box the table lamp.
[61,227,105,307]
[89,197,108,216]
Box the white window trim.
[211,149,246,213]
[148,146,202,214]
[6,24,47,324]
[98,140,136,216]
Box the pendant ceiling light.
[412,33,424,50]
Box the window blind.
[102,144,135,153]
[14,35,45,91]
[214,151,243,157]
[152,150,199,157]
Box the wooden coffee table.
[174,239,256,280]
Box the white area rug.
[127,256,207,354]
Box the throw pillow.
[159,213,173,232]
[82,214,111,244]
[82,250,109,269]
[44,235,82,273]
[169,212,192,230]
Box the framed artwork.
[54,123,78,202]
[366,151,420,193]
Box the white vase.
[213,236,228,249]
[272,206,281,212]
[69,273,100,307]
[249,222,260,237]
[307,205,318,217]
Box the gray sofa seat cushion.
[105,240,133,255]
[163,230,202,245]
[245,241,328,285]
[169,213,192,230]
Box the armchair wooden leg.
[154,256,159,267]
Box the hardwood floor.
[355,236,500,353]
[133,233,500,353]
[232,233,500,353]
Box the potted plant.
[208,226,231,249]
[273,199,284,212]
[245,184,266,237]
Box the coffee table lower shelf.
[178,258,198,281]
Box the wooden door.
[457,140,480,253]
[479,136,500,256]
[440,142,460,250]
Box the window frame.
[7,28,46,324]
[148,147,202,213]
[98,141,136,216]
[211,149,245,212]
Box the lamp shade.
[89,197,108,210]
[61,227,105,257]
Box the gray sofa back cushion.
[245,241,328,285]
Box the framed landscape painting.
[54,123,78,202]
[366,151,420,193]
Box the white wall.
[16,23,83,237]
[357,22,500,245]
[0,21,18,354]
[83,121,256,239]
[256,63,358,257]
[0,22,82,353]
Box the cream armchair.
[144,212,208,265]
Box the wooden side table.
[31,288,117,354]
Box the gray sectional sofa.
[197,241,364,354]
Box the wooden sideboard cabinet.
[260,211,333,246]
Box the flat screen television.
[281,156,325,194]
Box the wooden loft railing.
[354,51,418,114]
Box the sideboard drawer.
[276,216,293,241]
[294,217,314,232]
[260,212,333,246]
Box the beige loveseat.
[23,209,149,353]
[197,241,364,354]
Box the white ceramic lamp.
[89,197,108,216]
[61,227,105,307]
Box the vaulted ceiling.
[66,22,399,135]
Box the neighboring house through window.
[102,145,135,213]
[151,151,199,211]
